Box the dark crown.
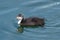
[18,14,23,17]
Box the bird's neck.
[18,20,22,25]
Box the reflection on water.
[17,25,44,33]
[17,26,24,33]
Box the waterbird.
[16,14,45,27]
[16,14,45,33]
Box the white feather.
[17,17,22,25]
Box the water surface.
[0,0,60,40]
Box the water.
[0,0,60,40]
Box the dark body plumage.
[20,17,45,27]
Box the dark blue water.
[0,0,60,40]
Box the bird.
[16,14,45,27]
